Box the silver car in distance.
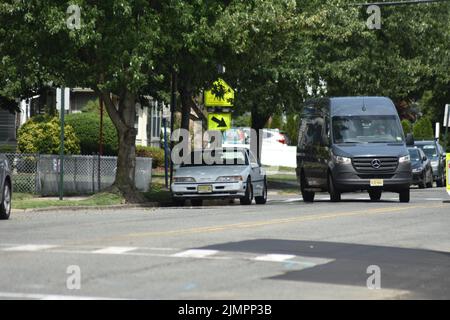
[171,147,267,206]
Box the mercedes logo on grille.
[371,159,381,169]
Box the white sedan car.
[171,148,267,206]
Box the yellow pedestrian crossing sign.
[204,79,235,107]
[208,113,231,131]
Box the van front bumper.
[331,162,412,192]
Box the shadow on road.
[200,239,450,299]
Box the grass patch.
[12,192,124,210]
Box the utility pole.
[169,70,177,187]
[59,88,65,201]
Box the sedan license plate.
[370,179,384,187]
[197,185,213,193]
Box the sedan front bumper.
[171,181,247,199]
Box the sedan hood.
[332,143,407,158]
[174,165,248,182]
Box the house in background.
[0,109,18,147]
[18,87,168,149]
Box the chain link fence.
[2,153,152,195]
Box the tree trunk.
[179,86,193,131]
[251,105,271,162]
[98,89,145,203]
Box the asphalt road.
[0,187,449,300]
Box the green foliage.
[413,117,434,140]
[401,119,412,135]
[268,114,283,129]
[65,112,118,156]
[17,116,80,155]
[232,113,251,128]
[81,99,100,113]
[285,114,300,146]
[136,145,165,169]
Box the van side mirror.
[422,156,427,162]
[406,133,415,146]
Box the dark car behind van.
[296,97,412,203]
[0,154,12,220]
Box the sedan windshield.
[181,149,248,167]
[417,145,437,159]
[332,115,404,144]
[408,149,420,162]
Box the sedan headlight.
[399,155,410,163]
[333,154,351,164]
[412,168,423,173]
[216,176,243,182]
[431,161,439,167]
[173,177,196,183]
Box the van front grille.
[352,157,399,173]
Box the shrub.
[17,116,80,155]
[285,114,300,146]
[136,145,165,168]
[413,116,434,140]
[65,112,118,156]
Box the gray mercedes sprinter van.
[296,97,413,203]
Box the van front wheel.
[399,189,410,203]
[328,174,341,202]
[300,173,315,203]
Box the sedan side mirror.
[406,133,415,146]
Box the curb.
[12,202,161,214]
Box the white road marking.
[172,249,219,258]
[92,246,138,254]
[3,244,59,252]
[254,254,296,262]
[0,292,121,300]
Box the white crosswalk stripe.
[3,244,59,252]
[172,249,219,258]
[254,254,296,262]
[92,247,138,254]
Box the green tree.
[413,117,434,140]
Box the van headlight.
[399,155,410,163]
[333,154,351,164]
[173,177,196,183]
[216,176,243,182]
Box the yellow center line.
[120,203,448,239]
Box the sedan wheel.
[240,178,253,205]
[0,182,11,220]
[255,180,267,205]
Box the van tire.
[328,173,341,202]
[300,172,314,203]
[173,198,185,207]
[436,177,444,188]
[369,190,382,201]
[399,189,410,203]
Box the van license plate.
[198,185,213,193]
[370,179,384,187]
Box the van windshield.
[332,115,404,144]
